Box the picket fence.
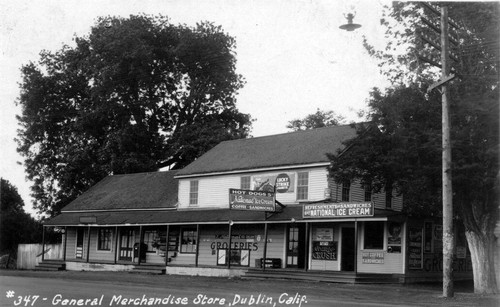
[17,244,63,270]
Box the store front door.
[341,227,355,271]
[287,224,305,269]
[119,229,135,261]
[75,228,84,259]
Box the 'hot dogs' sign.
[303,202,374,218]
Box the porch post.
[86,226,91,263]
[304,222,309,271]
[195,224,200,267]
[354,220,358,274]
[41,226,46,261]
[137,226,143,265]
[114,226,118,264]
[228,222,233,269]
[262,223,268,271]
[63,226,67,261]
[165,225,170,267]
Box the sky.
[0,0,391,217]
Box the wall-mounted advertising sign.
[275,173,291,193]
[312,241,337,261]
[303,202,374,218]
[229,189,275,212]
[362,252,384,264]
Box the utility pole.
[419,3,457,298]
[440,5,454,298]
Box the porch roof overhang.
[44,206,405,227]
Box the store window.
[342,180,350,201]
[364,222,384,250]
[143,230,157,253]
[241,176,251,190]
[98,228,113,251]
[189,180,199,205]
[180,228,197,253]
[297,172,309,200]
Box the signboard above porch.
[229,189,275,212]
[303,202,374,218]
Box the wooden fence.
[17,244,63,270]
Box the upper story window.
[385,185,393,209]
[341,180,350,202]
[297,172,309,200]
[189,180,199,206]
[364,182,372,202]
[98,228,113,251]
[240,176,251,190]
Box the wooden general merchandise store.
[43,124,473,283]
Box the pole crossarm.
[427,74,457,93]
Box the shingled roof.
[175,123,360,177]
[61,171,178,212]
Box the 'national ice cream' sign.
[303,202,374,218]
[229,189,275,212]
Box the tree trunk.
[465,230,498,294]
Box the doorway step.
[131,263,166,275]
[243,269,401,284]
[35,260,66,271]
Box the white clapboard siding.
[87,228,115,262]
[178,167,330,209]
[357,222,405,274]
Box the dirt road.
[0,270,498,307]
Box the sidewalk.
[1,269,498,307]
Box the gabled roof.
[175,123,360,177]
[61,171,178,212]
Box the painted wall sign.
[303,202,374,218]
[312,241,337,260]
[408,227,423,269]
[275,173,291,193]
[313,228,334,241]
[229,189,275,212]
[252,173,295,193]
[362,252,385,264]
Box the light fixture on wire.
[339,12,362,31]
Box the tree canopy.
[0,179,42,253]
[16,14,252,216]
[331,2,499,293]
[286,108,345,131]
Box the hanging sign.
[229,189,275,212]
[303,202,374,218]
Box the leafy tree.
[287,108,345,131]
[332,2,499,294]
[16,14,252,216]
[0,179,42,254]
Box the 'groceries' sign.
[229,189,275,212]
[303,202,374,218]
